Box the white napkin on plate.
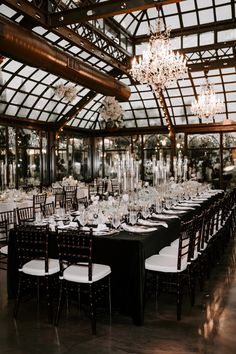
[172,206,195,210]
[96,223,109,231]
[138,219,168,228]
[163,209,186,215]
[179,202,201,207]
[152,213,180,219]
[121,223,157,233]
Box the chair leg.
[108,276,112,325]
[14,273,23,319]
[45,276,53,324]
[89,284,96,335]
[176,273,183,321]
[55,280,64,326]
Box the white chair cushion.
[20,258,59,276]
[200,242,208,252]
[0,245,8,255]
[170,238,189,249]
[159,246,178,257]
[63,263,111,284]
[145,254,188,273]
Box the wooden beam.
[2,0,48,26]
[0,114,55,130]
[2,0,129,73]
[49,0,185,27]
[55,91,97,138]
[188,57,236,72]
[175,122,236,134]
[134,19,236,43]
[159,91,175,141]
[0,16,130,101]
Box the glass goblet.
[112,214,121,229]
[129,211,137,226]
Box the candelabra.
[115,151,140,193]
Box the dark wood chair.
[54,191,65,209]
[63,185,77,192]
[145,218,195,320]
[33,193,47,214]
[41,201,55,217]
[0,210,17,270]
[0,220,8,270]
[16,206,35,225]
[14,224,59,322]
[55,228,111,334]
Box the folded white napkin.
[151,213,180,220]
[163,209,186,215]
[122,223,157,233]
[138,219,168,228]
[179,202,201,207]
[173,206,195,210]
[96,223,109,231]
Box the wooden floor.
[1,236,236,354]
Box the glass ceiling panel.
[0,0,235,130]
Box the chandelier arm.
[130,5,187,96]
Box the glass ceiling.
[0,0,236,130]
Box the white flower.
[54,84,78,102]
[100,96,124,127]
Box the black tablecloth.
[7,218,180,325]
[7,191,223,325]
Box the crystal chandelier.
[191,76,224,119]
[130,11,187,95]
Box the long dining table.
[7,190,224,326]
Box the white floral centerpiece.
[54,83,78,102]
[100,96,125,129]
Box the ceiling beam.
[49,0,185,27]
[175,122,236,134]
[55,91,97,138]
[1,0,48,26]
[0,15,130,101]
[2,0,129,73]
[0,114,55,130]
[134,19,236,43]
[159,91,175,141]
[188,57,236,72]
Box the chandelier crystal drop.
[130,15,187,95]
[191,78,224,119]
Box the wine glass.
[129,210,137,226]
[78,210,87,228]
[142,206,150,219]
[112,214,121,229]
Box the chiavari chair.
[14,224,59,322]
[145,218,195,320]
[55,228,111,334]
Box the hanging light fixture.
[130,8,187,96]
[191,71,224,119]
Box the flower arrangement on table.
[100,96,125,129]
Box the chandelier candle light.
[191,76,224,119]
[130,10,187,95]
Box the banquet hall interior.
[0,0,236,353]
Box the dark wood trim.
[49,0,184,27]
[0,114,56,131]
